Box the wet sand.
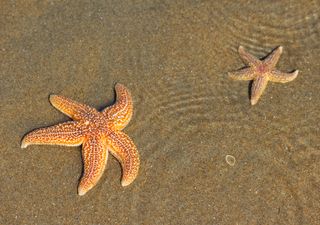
[1,1,319,224]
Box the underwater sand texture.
[1,0,319,224]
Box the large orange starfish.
[21,83,140,195]
[229,46,299,105]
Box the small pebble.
[225,155,236,166]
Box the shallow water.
[1,1,319,224]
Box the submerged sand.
[1,1,319,224]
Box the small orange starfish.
[229,46,299,105]
[21,83,140,195]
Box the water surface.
[1,1,319,224]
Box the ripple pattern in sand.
[205,1,320,52]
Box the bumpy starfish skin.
[229,46,299,105]
[21,84,140,195]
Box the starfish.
[228,46,299,105]
[21,83,140,196]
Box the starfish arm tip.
[250,97,259,105]
[228,72,240,80]
[278,46,283,52]
[228,71,238,78]
[121,179,133,187]
[78,186,89,196]
[269,69,299,83]
[115,82,123,87]
[21,141,28,148]
[49,94,57,101]
[21,136,30,148]
[250,99,258,105]
[238,46,246,55]
[291,70,299,81]
[228,68,256,81]
[288,70,299,81]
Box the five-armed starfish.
[21,83,140,195]
[228,46,299,105]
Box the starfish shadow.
[248,80,253,101]
[97,84,119,111]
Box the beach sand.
[1,1,319,224]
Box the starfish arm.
[21,121,84,148]
[250,76,269,105]
[107,131,140,187]
[238,46,260,67]
[50,95,97,121]
[78,135,108,196]
[268,70,299,83]
[263,46,283,69]
[228,67,256,80]
[103,83,133,130]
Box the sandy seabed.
[1,1,319,224]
